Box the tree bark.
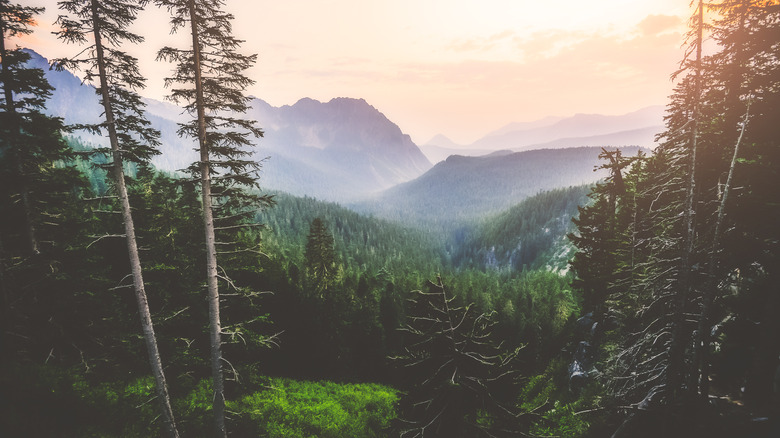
[186,1,226,436]
[89,2,179,436]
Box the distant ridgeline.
[354,146,644,226]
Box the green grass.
[2,364,398,437]
[230,378,398,438]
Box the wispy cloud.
[638,14,683,36]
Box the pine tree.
[305,217,337,292]
[54,1,179,436]
[1,1,87,372]
[696,0,780,409]
[0,1,75,256]
[394,277,527,437]
[568,149,633,319]
[156,0,272,435]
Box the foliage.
[230,378,398,438]
[305,217,338,292]
[394,276,527,438]
[454,184,591,273]
[565,1,780,434]
[516,359,607,438]
[1,364,397,437]
[1,2,80,256]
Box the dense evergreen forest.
[1,0,779,437]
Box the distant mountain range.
[354,146,645,226]
[25,49,431,201]
[27,48,656,207]
[421,106,664,163]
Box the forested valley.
[1,1,779,437]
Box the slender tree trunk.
[697,103,750,399]
[89,2,179,436]
[0,25,38,255]
[0,235,9,370]
[667,0,704,400]
[186,1,226,436]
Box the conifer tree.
[305,217,337,292]
[156,0,271,435]
[0,0,81,372]
[54,1,179,436]
[694,0,780,407]
[394,277,526,437]
[568,149,633,319]
[0,1,74,256]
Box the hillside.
[450,185,592,273]
[355,146,643,226]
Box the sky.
[13,0,693,145]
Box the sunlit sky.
[14,0,693,145]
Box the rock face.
[247,97,432,200]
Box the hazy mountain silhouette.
[471,106,664,151]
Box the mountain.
[25,49,432,201]
[520,126,661,150]
[246,97,432,200]
[419,108,662,164]
[354,146,645,226]
[484,115,565,138]
[418,144,496,164]
[424,134,463,149]
[471,106,664,151]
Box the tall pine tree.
[156,0,272,435]
[0,0,82,374]
[0,1,75,255]
[305,217,337,293]
[54,1,179,436]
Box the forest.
[1,0,779,437]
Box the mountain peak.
[424,134,461,149]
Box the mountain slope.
[246,97,432,200]
[355,146,644,226]
[451,185,591,273]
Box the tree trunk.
[667,0,704,401]
[187,1,227,436]
[90,2,179,436]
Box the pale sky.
[14,0,692,145]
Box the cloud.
[638,14,683,36]
[255,15,686,144]
[446,30,518,54]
